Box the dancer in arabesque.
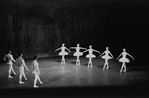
[117,48,134,73]
[100,47,114,70]
[3,50,17,78]
[83,45,100,67]
[55,43,71,65]
[70,43,87,65]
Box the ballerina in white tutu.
[83,45,100,67]
[70,44,87,65]
[55,43,71,65]
[117,48,134,73]
[3,50,17,78]
[100,47,114,70]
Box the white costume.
[58,47,68,56]
[119,52,130,63]
[73,47,83,57]
[101,50,112,60]
[86,49,96,58]
[32,60,43,88]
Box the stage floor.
[0,56,148,89]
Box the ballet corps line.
[3,44,134,88]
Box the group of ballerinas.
[3,51,43,88]
[55,43,134,73]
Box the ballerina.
[16,53,29,84]
[3,50,17,78]
[83,45,100,67]
[55,43,71,65]
[100,47,114,70]
[70,44,87,65]
[32,55,43,88]
[117,48,134,73]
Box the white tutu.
[86,54,96,58]
[58,51,68,56]
[73,52,83,57]
[119,57,130,63]
[101,55,112,60]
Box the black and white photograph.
[0,0,148,98]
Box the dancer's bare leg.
[106,59,109,69]
[34,74,38,88]
[37,75,43,84]
[123,63,126,72]
[120,62,125,73]
[8,64,12,78]
[76,56,80,65]
[11,64,17,75]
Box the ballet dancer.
[70,44,87,65]
[100,47,114,70]
[83,45,100,67]
[55,43,71,65]
[32,55,43,88]
[117,48,134,73]
[3,50,17,78]
[16,53,29,84]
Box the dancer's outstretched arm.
[117,53,122,59]
[80,47,87,50]
[70,47,76,49]
[93,49,100,54]
[82,49,88,53]
[127,53,134,60]
[55,48,61,51]
[109,51,114,58]
[66,47,71,52]
[99,51,105,57]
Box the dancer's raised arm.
[93,49,100,54]
[80,47,87,50]
[55,47,61,51]
[127,53,134,60]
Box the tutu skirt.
[101,55,112,60]
[73,52,83,57]
[58,51,68,56]
[119,57,130,63]
[86,54,96,58]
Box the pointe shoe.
[19,81,24,84]
[8,76,13,78]
[34,85,39,88]
[14,73,17,75]
[25,78,27,80]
